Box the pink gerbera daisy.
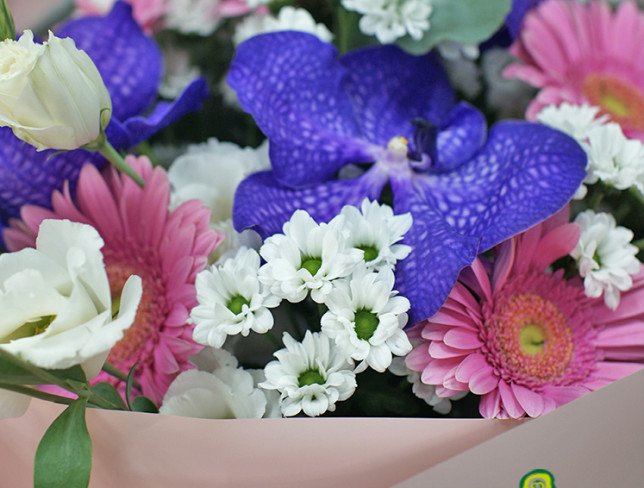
[4,157,223,403]
[505,0,644,140]
[406,209,644,418]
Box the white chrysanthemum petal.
[571,210,641,310]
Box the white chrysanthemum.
[333,199,412,271]
[165,0,222,36]
[168,138,269,260]
[586,123,644,194]
[537,103,608,142]
[389,356,465,414]
[321,267,412,372]
[160,348,267,419]
[342,0,433,44]
[260,331,357,417]
[192,247,280,348]
[233,6,334,45]
[259,211,363,304]
[571,210,641,310]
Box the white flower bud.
[0,30,111,151]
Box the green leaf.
[0,354,42,385]
[34,398,92,488]
[397,0,511,55]
[124,361,139,410]
[131,396,159,413]
[0,0,15,41]
[89,383,127,410]
[0,351,85,388]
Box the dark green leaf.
[397,0,511,54]
[0,354,42,385]
[131,396,159,413]
[89,382,127,410]
[0,0,16,41]
[125,361,139,410]
[34,398,92,488]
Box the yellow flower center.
[583,74,644,131]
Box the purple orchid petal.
[57,2,162,121]
[340,45,454,146]
[233,168,388,238]
[392,178,480,324]
[119,77,209,148]
[425,121,587,251]
[506,0,544,39]
[435,102,487,172]
[0,128,104,220]
[228,32,372,189]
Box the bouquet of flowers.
[0,0,642,486]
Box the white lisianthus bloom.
[160,348,267,419]
[333,199,412,271]
[169,138,268,260]
[342,0,433,44]
[571,210,641,310]
[191,247,280,348]
[259,210,363,304]
[0,31,111,151]
[261,331,357,417]
[0,220,142,418]
[389,356,466,414]
[233,6,334,46]
[321,266,412,372]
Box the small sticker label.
[520,469,556,488]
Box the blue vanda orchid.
[228,32,587,324]
[0,2,207,225]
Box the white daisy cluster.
[537,103,644,198]
[571,210,641,310]
[342,0,433,44]
[190,199,416,417]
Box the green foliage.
[34,399,92,488]
[397,0,511,55]
[131,396,159,413]
[90,383,127,410]
[0,0,15,41]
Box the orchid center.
[386,136,409,159]
[583,74,644,131]
[227,295,250,315]
[519,324,546,355]
[300,257,322,276]
[2,315,56,342]
[298,368,325,387]
[354,309,379,340]
[357,244,379,262]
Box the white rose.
[0,219,142,418]
[0,30,111,151]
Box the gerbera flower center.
[298,368,325,386]
[490,292,574,383]
[227,295,250,315]
[104,251,167,369]
[583,74,644,131]
[354,309,379,340]
[300,257,322,276]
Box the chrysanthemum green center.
[298,368,325,387]
[3,315,56,342]
[357,244,379,262]
[300,257,322,276]
[354,309,379,341]
[227,295,250,315]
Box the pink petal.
[498,381,525,419]
[405,345,431,372]
[468,367,499,395]
[443,329,483,349]
[479,390,501,418]
[455,353,489,383]
[533,223,581,271]
[511,383,545,417]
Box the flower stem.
[0,383,74,406]
[0,348,79,394]
[102,362,141,391]
[96,140,145,187]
